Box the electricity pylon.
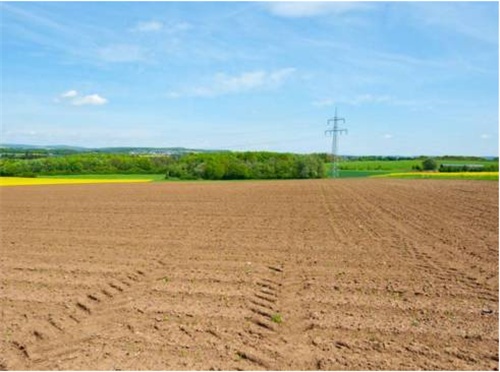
[325,107,347,178]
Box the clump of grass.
[271,313,283,324]
[159,276,169,283]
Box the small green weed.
[271,313,283,324]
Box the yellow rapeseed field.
[0,177,153,187]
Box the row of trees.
[0,154,172,177]
[164,152,325,180]
[438,164,498,172]
[412,158,498,172]
[0,152,327,180]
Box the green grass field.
[324,158,498,179]
[337,159,497,171]
[337,170,393,178]
[339,160,419,171]
[371,172,499,181]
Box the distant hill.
[0,144,226,155]
[95,147,227,154]
[0,144,88,151]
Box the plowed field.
[1,179,498,370]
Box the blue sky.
[1,1,498,155]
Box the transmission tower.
[325,107,347,178]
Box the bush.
[422,158,438,171]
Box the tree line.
[164,152,325,180]
[0,154,171,177]
[0,152,327,180]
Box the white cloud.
[71,94,108,106]
[56,91,108,106]
[264,2,371,18]
[61,90,78,98]
[382,134,393,139]
[170,68,296,98]
[132,20,164,32]
[480,134,491,139]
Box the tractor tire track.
[6,262,165,369]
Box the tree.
[225,160,249,179]
[203,159,225,179]
[422,157,438,171]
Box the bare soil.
[0,179,498,370]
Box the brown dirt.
[0,179,498,370]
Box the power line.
[325,107,347,178]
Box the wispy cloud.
[56,90,108,106]
[72,94,108,106]
[313,94,392,107]
[61,90,78,98]
[312,93,442,112]
[131,20,163,32]
[3,130,39,137]
[98,44,147,63]
[2,3,108,53]
[347,94,392,106]
[131,19,192,33]
[263,2,371,18]
[1,2,69,33]
[166,22,192,33]
[170,68,296,98]
[2,3,153,65]
[312,98,335,108]
[407,2,498,45]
